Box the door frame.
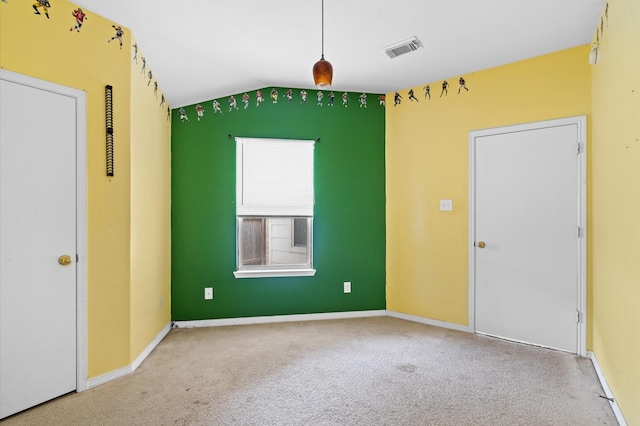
[1,69,88,391]
[468,116,587,356]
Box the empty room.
[0,0,638,424]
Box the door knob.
[58,255,73,265]
[477,241,486,248]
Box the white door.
[470,117,586,353]
[0,74,79,418]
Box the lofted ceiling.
[73,0,605,108]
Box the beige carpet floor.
[2,316,617,425]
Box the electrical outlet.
[204,287,213,300]
[344,281,351,293]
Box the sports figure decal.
[394,92,402,106]
[440,80,449,97]
[70,8,87,32]
[342,92,349,107]
[457,77,469,93]
[228,95,238,111]
[179,107,189,122]
[359,93,367,108]
[212,99,223,115]
[33,0,51,19]
[108,25,124,49]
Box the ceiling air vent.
[384,37,423,59]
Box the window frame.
[233,138,316,279]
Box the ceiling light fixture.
[312,0,333,88]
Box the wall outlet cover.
[204,287,213,300]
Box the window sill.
[233,269,316,279]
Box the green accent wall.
[171,88,385,320]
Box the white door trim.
[1,69,88,390]
[468,116,587,356]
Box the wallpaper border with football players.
[1,0,170,116]
[176,88,386,123]
[170,87,386,321]
[174,76,472,123]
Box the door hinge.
[576,310,582,323]
[577,226,582,238]
[577,142,582,154]
[76,254,79,262]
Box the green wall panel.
[171,88,385,321]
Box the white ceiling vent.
[384,37,423,59]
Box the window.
[234,138,315,278]
[293,218,308,247]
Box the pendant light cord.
[321,0,325,59]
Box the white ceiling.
[73,0,605,108]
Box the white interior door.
[0,74,79,418]
[470,117,585,353]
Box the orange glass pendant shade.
[313,0,332,88]
[313,55,333,88]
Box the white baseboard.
[131,323,171,371]
[87,364,132,390]
[86,312,469,391]
[172,310,387,329]
[386,310,472,333]
[86,322,171,390]
[82,313,629,426]
[587,351,627,426]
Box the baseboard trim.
[86,312,469,391]
[86,322,171,390]
[131,323,171,372]
[386,310,471,333]
[172,310,387,329]
[587,351,628,426]
[87,365,132,390]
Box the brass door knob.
[58,255,73,265]
[477,241,486,248]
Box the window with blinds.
[234,138,316,278]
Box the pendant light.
[312,0,333,88]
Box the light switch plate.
[344,282,351,293]
[440,199,453,211]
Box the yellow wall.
[130,38,172,360]
[386,45,592,325]
[1,0,171,378]
[591,0,640,423]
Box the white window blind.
[236,138,315,216]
